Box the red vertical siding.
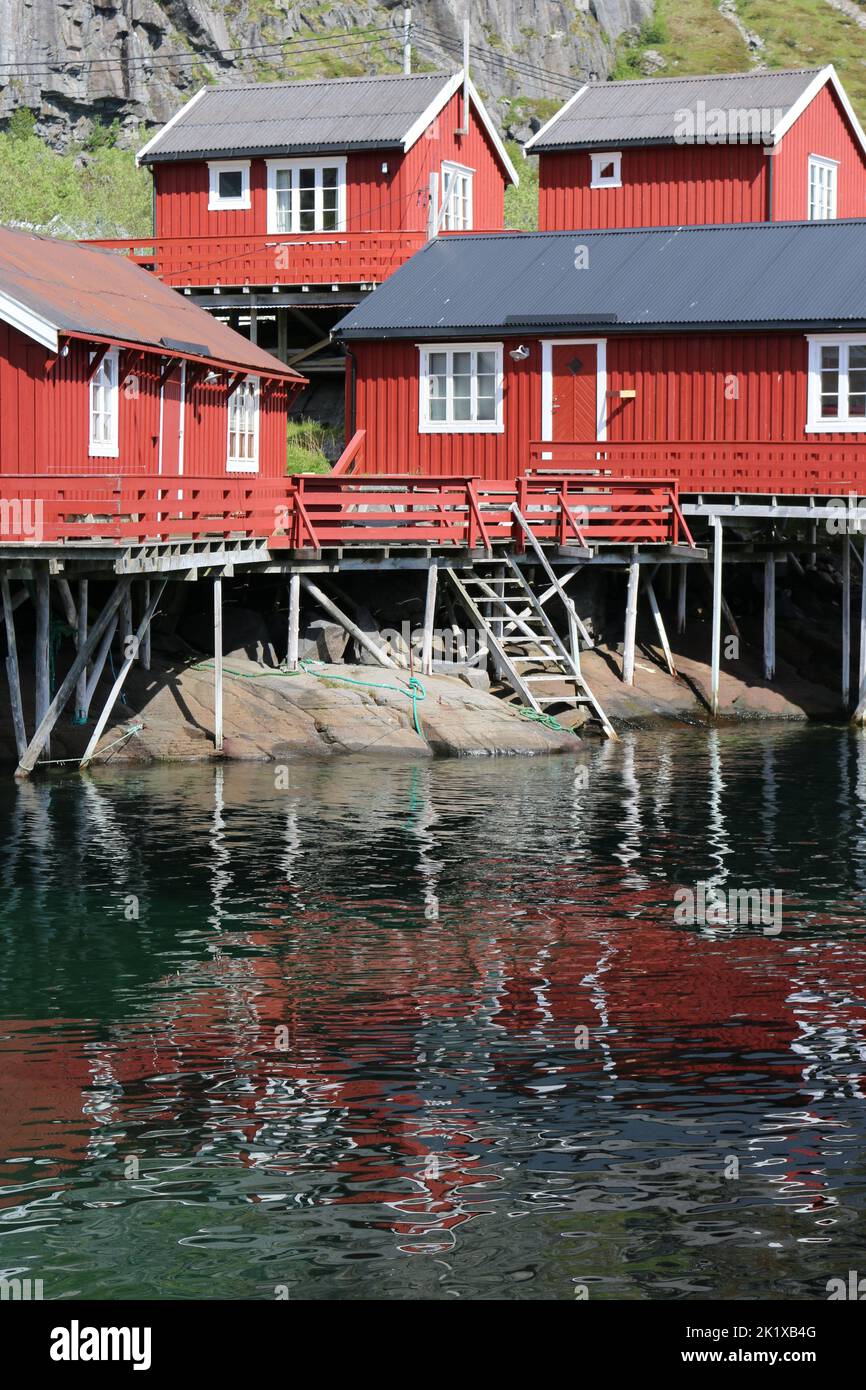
[351,330,854,482]
[154,90,508,239]
[772,83,866,221]
[537,143,768,231]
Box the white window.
[266,158,346,234]
[590,152,622,189]
[227,377,260,470]
[440,162,474,231]
[208,160,251,211]
[419,343,503,433]
[807,336,866,432]
[808,155,838,220]
[89,348,119,458]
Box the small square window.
[208,161,251,211]
[590,152,622,189]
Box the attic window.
[208,160,251,211]
[590,152,621,189]
[808,155,838,220]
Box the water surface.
[1,728,865,1300]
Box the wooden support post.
[809,521,817,571]
[56,578,78,627]
[84,615,119,717]
[140,580,151,671]
[1,573,27,761]
[35,566,50,758]
[763,554,775,682]
[702,561,741,640]
[300,577,398,669]
[710,517,723,717]
[75,579,88,722]
[677,565,687,635]
[287,572,300,671]
[842,537,851,710]
[15,578,132,778]
[622,555,639,686]
[644,576,676,676]
[213,577,224,754]
[857,535,866,722]
[422,563,437,676]
[120,586,133,656]
[79,581,166,769]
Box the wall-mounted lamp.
[509,344,530,361]
[381,161,389,174]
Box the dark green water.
[1,727,866,1301]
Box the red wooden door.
[551,344,598,441]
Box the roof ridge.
[196,70,456,95]
[439,218,866,242]
[581,66,824,89]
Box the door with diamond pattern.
[551,343,599,442]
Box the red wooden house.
[527,66,866,232]
[97,71,517,380]
[0,225,305,541]
[334,217,866,501]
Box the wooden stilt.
[16,578,132,777]
[710,517,723,717]
[857,535,866,723]
[1,573,27,761]
[677,565,687,634]
[842,537,851,710]
[140,580,151,671]
[644,576,676,676]
[120,586,133,657]
[702,561,740,640]
[84,615,119,716]
[287,571,300,671]
[79,581,166,769]
[422,562,437,676]
[75,578,88,721]
[300,577,398,669]
[622,556,639,686]
[0,586,26,628]
[56,579,78,628]
[214,577,224,754]
[763,553,775,681]
[35,566,50,758]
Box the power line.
[0,26,399,77]
[413,25,580,95]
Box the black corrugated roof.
[334,220,866,338]
[139,71,460,162]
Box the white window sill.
[419,422,504,434]
[209,199,251,212]
[590,180,622,190]
[89,443,119,458]
[805,420,866,433]
[226,460,260,472]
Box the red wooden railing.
[83,232,427,288]
[528,440,866,497]
[0,472,690,549]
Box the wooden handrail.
[331,429,366,476]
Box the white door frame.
[540,338,608,441]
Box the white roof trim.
[0,289,58,352]
[137,87,208,166]
[524,86,587,152]
[400,72,464,155]
[401,70,519,185]
[771,65,866,160]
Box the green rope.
[516,707,572,734]
[192,659,428,739]
[39,723,144,767]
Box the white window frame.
[418,342,504,434]
[590,151,622,189]
[226,376,260,471]
[265,157,347,234]
[440,161,474,231]
[808,154,838,220]
[208,160,251,211]
[807,334,866,433]
[89,347,119,458]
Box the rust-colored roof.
[0,225,303,379]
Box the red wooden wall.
[0,328,290,478]
[772,83,866,221]
[153,90,507,239]
[348,330,856,482]
[537,143,768,231]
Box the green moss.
[0,127,151,236]
[504,139,538,232]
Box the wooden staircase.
[444,526,616,740]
